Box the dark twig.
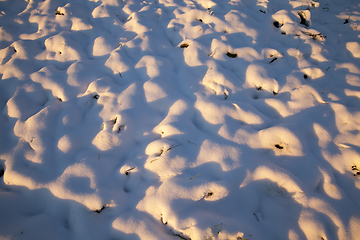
[125,167,136,175]
[94,206,106,213]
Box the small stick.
[94,206,106,213]
[98,151,101,159]
[322,88,334,94]
[125,167,136,175]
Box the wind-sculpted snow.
[1,0,360,239]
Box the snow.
[0,0,360,239]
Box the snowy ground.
[1,0,360,239]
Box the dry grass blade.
[207,223,227,240]
[166,144,182,152]
[189,174,200,180]
[150,158,159,163]
[151,144,182,163]
[322,88,333,94]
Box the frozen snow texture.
[1,0,360,239]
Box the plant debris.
[322,88,333,94]
[207,223,227,240]
[151,144,182,163]
[94,206,106,213]
[166,144,182,152]
[180,43,189,48]
[55,10,64,15]
[273,21,282,28]
[172,231,191,240]
[205,191,213,197]
[160,214,167,225]
[201,191,214,200]
[298,11,309,27]
[275,144,284,149]
[301,31,326,41]
[118,125,125,133]
[226,52,237,58]
[189,174,200,180]
[352,165,360,176]
[110,117,117,125]
[269,57,278,63]
[125,167,136,175]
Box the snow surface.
[1,0,360,239]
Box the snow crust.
[1,0,360,239]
